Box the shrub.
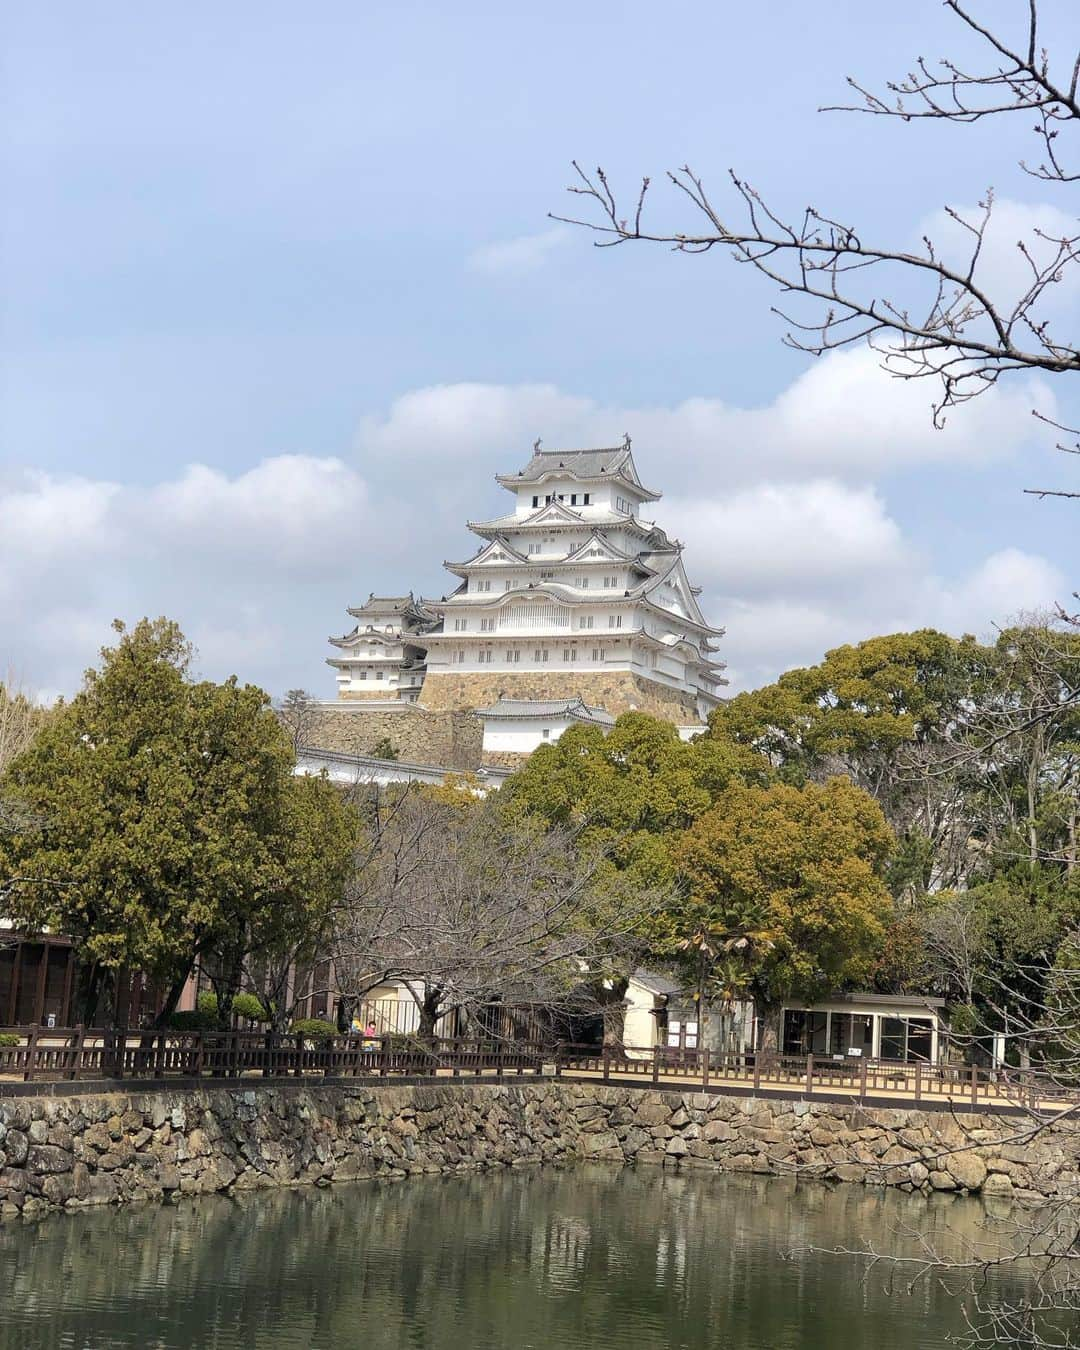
[370,736,398,761]
[232,992,271,1023]
[196,991,220,1019]
[291,1018,337,1041]
[0,1032,21,1047]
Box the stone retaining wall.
[418,671,700,720]
[1,1080,1076,1219]
[304,706,483,770]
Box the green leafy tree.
[503,712,770,1037]
[0,618,355,1026]
[673,778,894,1040]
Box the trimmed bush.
[291,1018,337,1041]
[196,991,220,1019]
[0,1032,21,1047]
[232,992,271,1023]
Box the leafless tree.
[0,674,48,778]
[555,1,1079,499]
[277,688,321,754]
[329,787,659,1045]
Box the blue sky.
[2,1,1076,697]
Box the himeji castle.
[326,439,726,761]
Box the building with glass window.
[779,993,947,1064]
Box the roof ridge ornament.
[623,432,631,450]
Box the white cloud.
[665,480,911,597]
[932,548,1067,635]
[2,362,1070,703]
[467,226,569,276]
[357,347,1055,492]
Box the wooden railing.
[0,1027,546,1085]
[2,1029,1075,1108]
[552,1043,1080,1110]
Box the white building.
[473,696,615,757]
[326,439,726,752]
[328,594,438,702]
[422,439,726,721]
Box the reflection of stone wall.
[1,1080,1074,1218]
[419,671,699,722]
[304,706,482,771]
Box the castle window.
[603,575,618,589]
[376,670,384,679]
[505,649,520,663]
[578,616,594,630]
[453,618,468,632]
[583,494,591,505]
[570,494,578,505]
[531,495,539,508]
[528,543,541,555]
[505,579,513,590]
[591,648,604,662]
[579,577,589,589]
[534,648,549,663]
[540,570,554,579]
[453,649,466,664]
[480,618,495,632]
[562,647,578,662]
[542,729,551,739]
[608,615,622,629]
[478,650,492,664]
[359,671,367,680]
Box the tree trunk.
[152,960,194,1029]
[600,978,629,1047]
[75,960,106,1028]
[755,1001,779,1055]
[418,992,441,1048]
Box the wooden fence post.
[602,1045,610,1082]
[806,1053,814,1098]
[701,1047,710,1090]
[752,1051,761,1094]
[914,1060,922,1103]
[859,1056,867,1101]
[23,1025,39,1083]
[67,1024,86,1081]
[971,1061,978,1107]
[652,1046,660,1085]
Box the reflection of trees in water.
[0,1168,1028,1349]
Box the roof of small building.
[632,968,683,998]
[474,696,616,727]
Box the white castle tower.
[327,439,726,756]
[421,437,725,720]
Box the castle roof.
[496,443,660,501]
[474,696,616,727]
[467,507,672,547]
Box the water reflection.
[0,1167,1032,1349]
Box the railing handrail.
[1,1029,1076,1106]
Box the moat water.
[0,1167,1042,1349]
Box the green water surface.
[0,1166,1040,1348]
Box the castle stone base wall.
[304,706,482,771]
[418,671,700,722]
